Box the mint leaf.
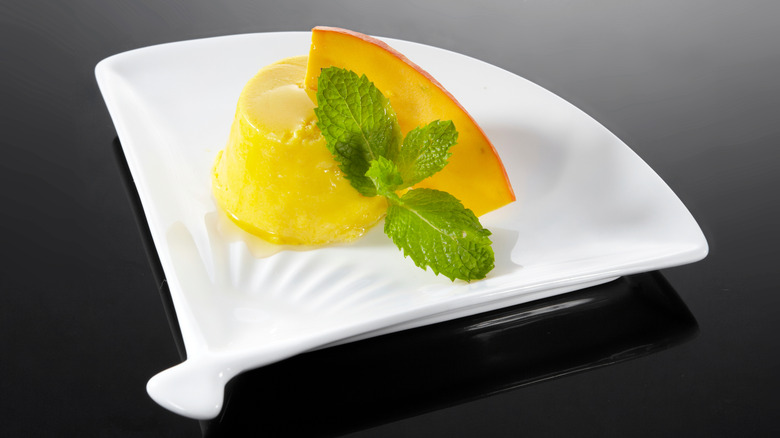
[383,188,494,281]
[314,67,401,196]
[365,156,404,197]
[396,120,458,189]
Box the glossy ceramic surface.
[95,32,707,419]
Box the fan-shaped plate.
[96,32,707,419]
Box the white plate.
[95,32,707,419]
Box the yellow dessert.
[211,56,386,245]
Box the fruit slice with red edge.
[304,26,515,217]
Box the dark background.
[2,1,779,436]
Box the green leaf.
[365,156,404,197]
[384,188,494,281]
[314,67,401,196]
[396,120,458,188]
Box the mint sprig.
[315,67,494,281]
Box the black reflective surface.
[3,1,780,437]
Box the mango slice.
[304,26,515,216]
[212,56,386,245]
